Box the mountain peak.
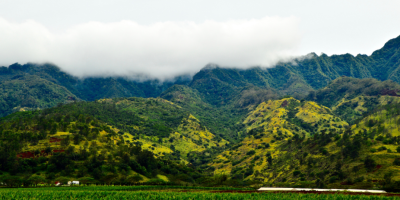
[382,34,400,49]
[201,63,220,71]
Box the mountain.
[1,35,400,188]
[1,35,400,117]
[187,35,400,106]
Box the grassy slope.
[307,76,400,123]
[10,97,226,162]
[210,96,400,189]
[210,98,347,177]
[160,85,253,143]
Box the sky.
[0,0,400,80]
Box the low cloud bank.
[0,17,301,80]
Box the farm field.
[0,186,400,199]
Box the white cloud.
[0,17,301,80]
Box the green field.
[0,186,398,200]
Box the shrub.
[329,176,338,183]
[293,170,301,176]
[253,155,260,161]
[364,156,376,172]
[393,159,400,166]
[246,150,256,156]
[378,146,387,151]
[354,176,364,183]
[319,148,329,155]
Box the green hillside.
[0,75,78,117]
[208,97,400,190]
[0,98,228,185]
[1,35,400,189]
[0,63,191,102]
[307,76,400,123]
[209,98,347,177]
[160,85,273,142]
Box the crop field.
[0,186,400,200]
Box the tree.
[384,172,393,186]
[267,154,272,165]
[28,175,45,187]
[316,178,325,188]
[0,175,22,187]
[102,173,117,185]
[49,152,71,170]
[126,174,143,184]
[45,147,52,155]
[364,156,377,172]
[61,136,70,147]
[137,150,157,171]
[92,168,103,179]
[78,177,95,186]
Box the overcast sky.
[1,0,400,79]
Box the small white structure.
[68,181,79,185]
[258,187,386,193]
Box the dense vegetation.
[0,75,78,117]
[0,98,229,187]
[187,35,400,106]
[1,35,400,190]
[211,97,400,190]
[306,77,400,123]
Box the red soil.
[281,100,288,107]
[17,149,65,159]
[17,151,35,159]
[49,137,62,143]
[373,165,382,172]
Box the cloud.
[0,17,301,80]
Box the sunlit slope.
[3,97,226,162]
[160,84,252,143]
[308,76,400,123]
[210,98,347,175]
[0,106,204,184]
[211,101,400,189]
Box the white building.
[68,181,79,185]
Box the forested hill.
[1,35,400,188]
[0,63,192,101]
[0,97,228,186]
[0,63,191,117]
